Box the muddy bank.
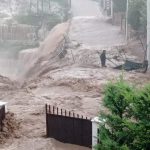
[1,63,150,150]
[17,22,69,80]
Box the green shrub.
[130,85,150,150]
[96,79,150,150]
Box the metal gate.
[46,104,92,148]
[0,105,5,131]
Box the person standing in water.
[100,50,107,67]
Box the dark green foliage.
[14,0,70,27]
[112,0,146,33]
[131,85,150,150]
[51,0,69,8]
[113,0,127,12]
[103,79,134,117]
[128,0,146,33]
[96,79,150,150]
[14,14,61,28]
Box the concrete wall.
[92,117,104,149]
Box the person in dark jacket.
[100,50,107,67]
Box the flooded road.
[70,0,125,47]
[71,0,102,17]
[69,17,125,47]
[0,0,126,150]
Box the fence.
[0,105,5,131]
[0,24,36,41]
[46,104,92,148]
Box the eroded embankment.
[0,16,150,150]
[17,22,69,80]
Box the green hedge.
[96,78,150,150]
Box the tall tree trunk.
[37,0,39,14]
[49,0,51,11]
[29,0,32,13]
[9,0,12,15]
[41,0,44,14]
[69,0,71,9]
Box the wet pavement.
[71,0,102,17]
[70,0,125,47]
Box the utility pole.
[125,0,129,43]
[29,0,32,13]
[9,0,12,15]
[147,0,150,67]
[49,0,51,11]
[111,0,113,19]
[68,0,71,9]
[41,0,44,14]
[37,0,39,14]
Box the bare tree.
[37,0,39,14]
[29,0,32,13]
[41,0,44,14]
[8,0,12,15]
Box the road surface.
[70,0,125,47]
[0,1,125,150]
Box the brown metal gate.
[46,104,92,148]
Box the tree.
[37,0,39,14]
[41,0,44,14]
[128,0,147,33]
[96,78,150,150]
[29,0,32,13]
[48,0,51,11]
[130,85,150,149]
[113,0,127,13]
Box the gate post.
[45,104,48,137]
[91,117,104,150]
[0,101,7,131]
[0,101,7,113]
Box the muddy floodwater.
[0,0,149,150]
